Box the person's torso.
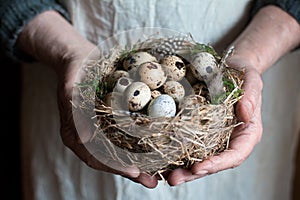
[59,0,253,51]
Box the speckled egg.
[123,51,157,71]
[114,77,133,93]
[124,82,151,111]
[138,62,167,90]
[160,55,186,81]
[106,70,129,89]
[192,82,209,97]
[147,94,176,118]
[178,94,206,110]
[190,52,218,81]
[163,81,185,102]
[151,90,161,99]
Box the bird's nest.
[72,33,244,176]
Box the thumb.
[236,67,263,123]
[226,56,263,123]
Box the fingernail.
[175,179,185,186]
[195,170,208,175]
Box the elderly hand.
[17,10,159,189]
[58,51,159,188]
[166,59,263,186]
[166,5,300,186]
[17,4,299,188]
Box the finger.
[59,83,141,178]
[70,74,96,143]
[226,57,263,123]
[167,168,207,186]
[60,112,141,178]
[236,68,263,123]
[191,96,262,175]
[167,115,260,186]
[72,107,96,143]
[126,173,159,188]
[190,129,255,175]
[57,78,95,144]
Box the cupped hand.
[166,58,264,186]
[56,45,159,188]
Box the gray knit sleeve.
[0,0,70,62]
[251,0,300,24]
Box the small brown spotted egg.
[178,95,206,110]
[124,82,151,111]
[151,90,161,99]
[114,77,133,93]
[147,94,176,118]
[106,70,129,89]
[123,51,157,71]
[160,55,186,81]
[190,52,218,81]
[138,62,167,90]
[192,83,209,97]
[163,81,185,103]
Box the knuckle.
[231,154,246,169]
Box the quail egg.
[124,82,151,111]
[138,62,167,90]
[123,51,157,71]
[178,94,206,110]
[163,81,185,102]
[147,94,176,118]
[192,83,210,98]
[190,52,218,81]
[114,77,133,93]
[106,70,129,89]
[151,90,161,99]
[160,55,186,81]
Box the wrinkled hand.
[56,47,159,188]
[16,10,159,188]
[166,57,264,186]
[165,3,300,186]
[55,44,263,187]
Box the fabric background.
[21,0,300,199]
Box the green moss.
[190,43,221,60]
[76,79,108,99]
[211,78,244,104]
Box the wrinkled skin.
[167,60,263,186]
[56,45,263,187]
[17,5,300,188]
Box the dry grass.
[73,34,244,176]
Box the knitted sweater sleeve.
[0,0,69,62]
[251,0,300,24]
[1,0,299,62]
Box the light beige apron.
[21,1,300,199]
